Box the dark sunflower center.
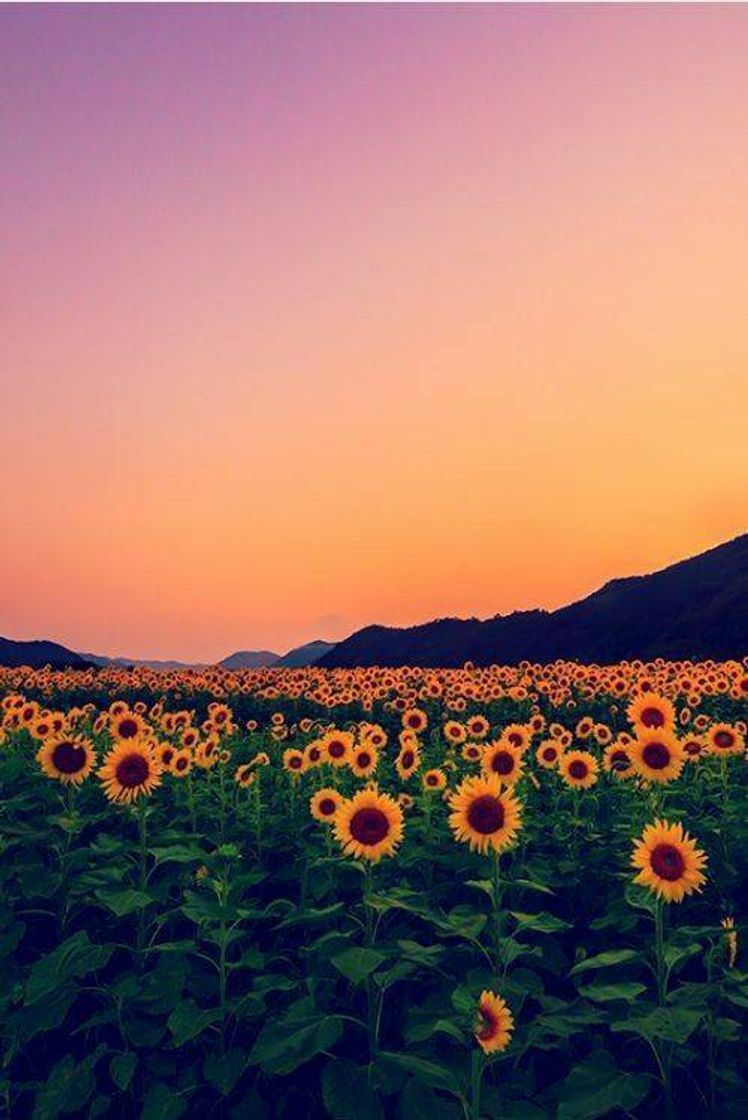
[328,741,345,758]
[349,807,389,845]
[642,742,670,769]
[476,1008,498,1040]
[641,707,665,728]
[491,751,514,775]
[161,749,174,764]
[407,715,421,728]
[467,794,505,835]
[175,758,188,771]
[115,754,150,788]
[610,750,630,770]
[319,798,336,816]
[309,747,321,761]
[568,760,588,779]
[542,748,557,761]
[508,733,522,747]
[713,730,734,749]
[650,843,686,881]
[357,753,371,768]
[684,740,702,755]
[52,741,87,774]
[289,756,302,768]
[401,750,414,768]
[118,718,138,739]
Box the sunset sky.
[2,5,747,662]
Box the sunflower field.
[1,659,747,1119]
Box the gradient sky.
[2,5,747,661]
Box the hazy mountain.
[319,535,748,667]
[0,636,93,670]
[81,653,206,671]
[272,640,337,667]
[217,650,280,669]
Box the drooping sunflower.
[535,739,563,769]
[195,737,220,770]
[310,787,344,823]
[37,735,95,786]
[422,768,447,791]
[98,739,162,803]
[631,819,707,903]
[448,774,522,854]
[681,734,707,762]
[627,693,676,734]
[705,723,744,757]
[234,763,256,787]
[475,990,514,1054]
[629,732,685,783]
[334,788,404,862]
[559,749,599,789]
[482,740,524,785]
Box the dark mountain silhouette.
[273,639,336,667]
[0,636,93,670]
[81,653,207,670]
[218,650,280,669]
[319,535,748,667]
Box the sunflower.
[282,748,307,776]
[501,724,531,753]
[310,787,343,822]
[448,774,522,854]
[535,739,563,769]
[631,820,707,903]
[682,734,706,761]
[475,990,514,1054]
[395,744,421,781]
[334,789,404,862]
[323,730,354,767]
[443,720,467,745]
[350,744,379,778]
[628,693,675,734]
[603,742,634,778]
[98,739,162,803]
[466,715,490,740]
[402,708,428,734]
[629,732,685,783]
[195,737,220,769]
[304,740,325,767]
[37,735,95,786]
[155,743,177,770]
[422,768,447,791]
[705,723,744,756]
[110,710,146,742]
[171,749,193,777]
[482,740,524,784]
[234,763,256,787]
[559,749,599,789]
[461,742,483,763]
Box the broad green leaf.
[569,949,640,977]
[249,1011,343,1076]
[110,1052,137,1091]
[95,887,153,916]
[25,932,114,1006]
[203,1048,246,1096]
[611,1006,703,1044]
[578,982,647,1003]
[322,1059,383,1120]
[167,999,223,1047]
[557,1051,650,1119]
[332,947,386,984]
[511,911,571,933]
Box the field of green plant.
[1,660,746,1119]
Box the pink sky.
[1,6,747,660]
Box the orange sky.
[1,6,747,660]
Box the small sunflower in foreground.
[234,763,256,787]
[448,774,522,854]
[536,739,563,769]
[310,787,343,823]
[350,744,378,778]
[171,749,193,777]
[110,710,147,742]
[422,767,447,791]
[603,741,634,779]
[323,730,354,767]
[475,990,514,1054]
[402,707,428,734]
[631,819,707,903]
[395,744,421,781]
[559,749,599,789]
[705,723,744,756]
[282,748,307,776]
[482,740,524,785]
[334,788,404,863]
[98,739,162,804]
[629,732,684,783]
[37,735,95,786]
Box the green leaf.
[141,1083,186,1120]
[611,1006,703,1044]
[557,1051,650,1119]
[400,1080,462,1119]
[578,982,647,1003]
[249,1008,343,1076]
[167,999,223,1047]
[569,949,640,977]
[377,1052,459,1096]
[332,947,386,984]
[95,887,154,916]
[203,1048,246,1096]
[322,1059,383,1120]
[511,911,571,933]
[25,932,114,1006]
[110,1052,137,1091]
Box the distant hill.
[273,640,337,668]
[81,653,206,671]
[319,535,748,667]
[218,650,280,670]
[0,636,93,670]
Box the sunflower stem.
[136,803,149,966]
[491,850,503,975]
[470,1049,485,1120]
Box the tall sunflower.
[98,739,162,803]
[631,820,707,903]
[482,740,524,785]
[37,735,95,786]
[559,749,599,789]
[310,787,343,823]
[627,693,675,734]
[448,774,522,854]
[334,788,404,862]
[629,732,684,783]
[475,990,514,1054]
